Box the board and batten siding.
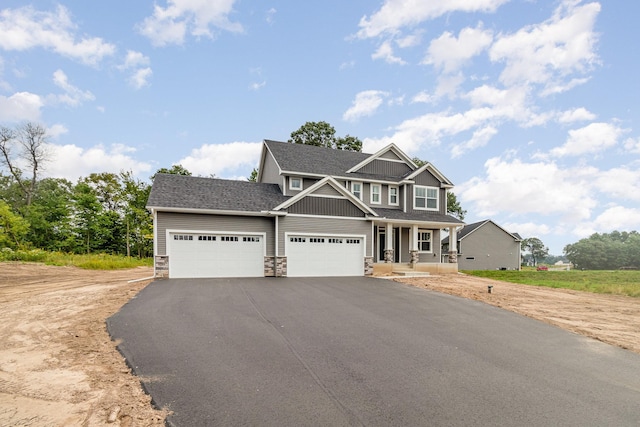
[286,197,366,218]
[156,212,275,256]
[357,159,412,177]
[278,215,372,257]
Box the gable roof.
[273,176,377,216]
[403,162,454,187]
[442,219,521,244]
[346,143,417,173]
[147,173,288,213]
[262,140,437,183]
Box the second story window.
[371,184,381,204]
[389,186,398,205]
[414,185,438,210]
[290,177,302,190]
[351,182,362,200]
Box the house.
[441,219,521,270]
[146,140,465,278]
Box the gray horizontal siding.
[156,212,275,256]
[287,197,365,217]
[278,215,372,257]
[261,151,281,186]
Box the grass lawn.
[0,249,152,270]
[462,269,640,298]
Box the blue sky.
[1,0,639,255]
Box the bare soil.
[1,264,638,426]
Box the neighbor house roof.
[441,219,521,244]
[147,173,289,213]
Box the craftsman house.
[442,219,521,270]
[147,140,464,278]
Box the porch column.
[409,225,419,266]
[384,223,394,263]
[448,226,458,263]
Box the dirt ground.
[0,264,638,426]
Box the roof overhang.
[147,206,276,217]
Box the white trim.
[413,185,439,211]
[404,161,454,186]
[278,169,403,185]
[370,217,462,228]
[272,176,377,216]
[285,213,369,221]
[351,181,363,201]
[289,177,302,191]
[306,193,347,200]
[166,229,267,257]
[148,206,275,217]
[388,185,399,206]
[370,183,381,205]
[417,229,433,254]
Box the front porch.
[371,222,460,275]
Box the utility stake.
[487,285,493,294]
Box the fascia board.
[368,216,466,228]
[147,206,273,217]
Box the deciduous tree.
[289,121,362,152]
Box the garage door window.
[243,236,260,242]
[290,237,306,242]
[346,239,361,244]
[310,238,325,243]
[329,238,343,243]
[174,235,193,241]
[221,236,239,242]
[198,235,216,241]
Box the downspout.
[275,215,279,277]
[152,209,158,277]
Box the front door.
[377,227,400,262]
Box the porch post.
[409,225,419,267]
[448,226,458,263]
[384,223,394,263]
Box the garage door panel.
[287,235,364,277]
[169,233,264,278]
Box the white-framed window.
[370,184,381,204]
[418,230,432,252]
[388,186,398,205]
[289,177,302,190]
[414,185,439,210]
[351,182,362,200]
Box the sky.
[1,0,639,255]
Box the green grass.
[462,269,640,298]
[0,248,152,270]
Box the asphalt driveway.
[107,277,640,426]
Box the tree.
[121,171,153,257]
[248,167,258,182]
[521,237,549,266]
[24,178,74,251]
[151,164,192,180]
[289,121,362,152]
[0,200,29,248]
[0,123,50,206]
[564,231,640,270]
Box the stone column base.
[364,257,374,275]
[276,257,287,277]
[448,251,458,263]
[384,249,394,263]
[409,250,419,266]
[155,255,169,277]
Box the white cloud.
[423,25,493,73]
[371,41,406,65]
[249,81,266,91]
[49,69,95,106]
[457,156,598,221]
[47,124,68,139]
[138,0,243,46]
[572,206,640,239]
[502,221,552,238]
[451,125,498,158]
[623,137,640,154]
[44,143,152,181]
[0,5,115,66]
[343,90,389,122]
[396,31,423,48]
[129,67,153,89]
[0,92,43,122]
[489,1,600,90]
[119,50,150,70]
[558,107,596,124]
[593,167,640,202]
[355,0,509,39]
[266,8,277,25]
[411,91,433,104]
[550,122,626,157]
[178,142,262,178]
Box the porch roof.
[371,208,464,226]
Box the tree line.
[564,231,640,270]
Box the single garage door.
[286,235,364,277]
[168,232,264,278]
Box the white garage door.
[168,232,264,278]
[286,235,364,277]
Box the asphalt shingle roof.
[264,140,410,181]
[147,173,289,212]
[373,208,464,224]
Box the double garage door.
[168,232,365,278]
[168,232,265,279]
[286,234,364,277]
